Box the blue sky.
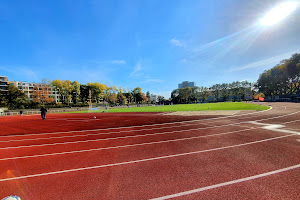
[0,0,300,98]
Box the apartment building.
[178,81,196,89]
[0,76,9,104]
[10,81,61,103]
[0,76,9,92]
[150,94,158,103]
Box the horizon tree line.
[1,53,299,109]
[256,53,300,96]
[171,80,254,104]
[0,79,153,109]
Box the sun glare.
[260,1,299,26]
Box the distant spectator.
[20,110,23,117]
[40,107,47,120]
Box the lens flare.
[260,1,299,26]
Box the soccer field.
[69,102,269,113]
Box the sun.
[260,1,299,26]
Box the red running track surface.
[0,102,300,199]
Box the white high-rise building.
[178,81,196,89]
[150,94,158,103]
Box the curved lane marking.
[151,164,300,200]
[0,133,295,182]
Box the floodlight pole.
[88,89,92,110]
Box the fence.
[0,107,90,117]
[0,104,158,117]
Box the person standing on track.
[40,106,47,120]
[20,110,23,117]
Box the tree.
[32,84,54,104]
[142,93,148,103]
[51,80,64,103]
[5,85,28,109]
[132,87,143,103]
[220,83,229,101]
[157,95,165,104]
[117,91,126,105]
[146,91,151,103]
[124,91,134,104]
[87,82,109,103]
[105,86,118,105]
[171,89,180,104]
[211,84,221,101]
[179,87,192,103]
[256,53,300,96]
[71,81,80,104]
[80,85,90,103]
[62,80,73,104]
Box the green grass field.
[67,102,269,113]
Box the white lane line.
[150,163,300,200]
[0,106,272,139]
[232,110,240,115]
[0,128,255,161]
[0,123,217,143]
[0,121,247,144]
[0,125,253,150]
[283,119,300,124]
[248,121,300,135]
[256,110,300,122]
[0,133,294,182]
[1,108,297,149]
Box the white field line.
[150,163,300,200]
[227,109,300,123]
[256,110,300,122]
[0,121,248,144]
[248,121,300,135]
[0,106,272,139]
[0,128,255,161]
[0,133,295,182]
[283,119,300,124]
[232,110,240,115]
[0,122,218,143]
[0,124,254,150]
[1,108,298,149]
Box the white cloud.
[170,38,184,47]
[142,79,164,83]
[0,65,38,81]
[181,58,187,62]
[111,60,126,64]
[229,50,300,72]
[55,66,113,85]
[20,68,38,80]
[0,66,14,73]
[129,62,142,77]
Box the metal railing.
[0,107,90,117]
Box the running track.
[0,102,299,199]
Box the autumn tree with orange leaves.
[32,84,54,104]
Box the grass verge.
[66,102,269,113]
